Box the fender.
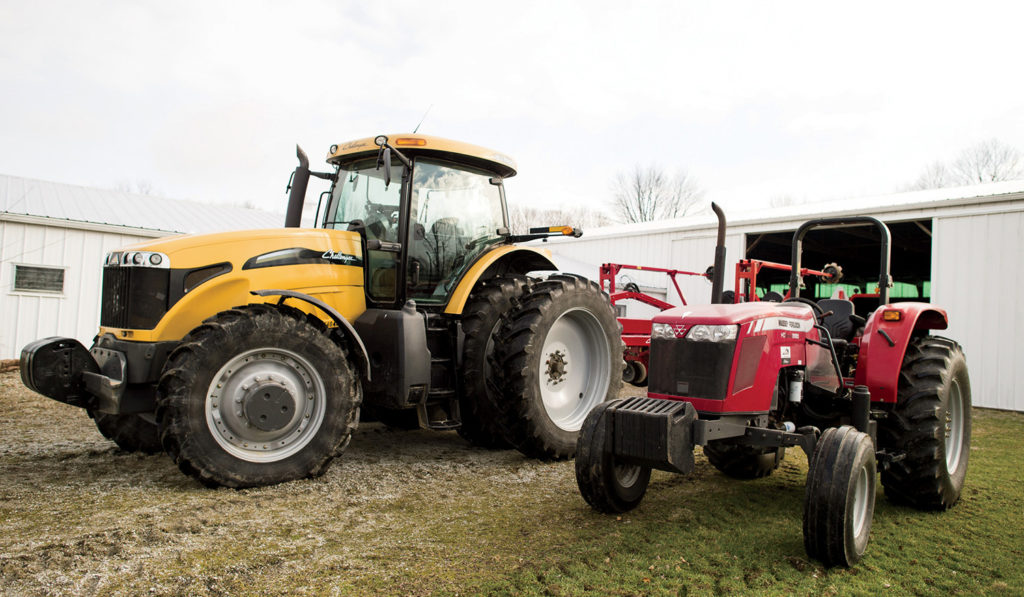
[252,289,371,381]
[443,245,558,315]
[853,302,948,403]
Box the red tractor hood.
[653,303,817,328]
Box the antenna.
[412,105,433,134]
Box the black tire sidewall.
[804,425,876,567]
[704,441,782,479]
[880,336,972,510]
[511,276,624,457]
[575,400,649,512]
[159,308,357,487]
[90,410,162,454]
[458,276,527,448]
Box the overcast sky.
[2,1,1023,218]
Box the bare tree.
[950,139,1024,184]
[769,195,800,208]
[115,180,159,195]
[507,204,613,235]
[610,164,705,223]
[906,139,1024,190]
[907,161,951,190]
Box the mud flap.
[20,337,100,407]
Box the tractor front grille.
[648,337,736,400]
[100,266,172,330]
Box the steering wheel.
[783,296,824,319]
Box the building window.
[14,265,65,293]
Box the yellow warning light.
[882,310,902,322]
[395,137,427,147]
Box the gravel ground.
[0,367,639,596]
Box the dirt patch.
[0,370,645,596]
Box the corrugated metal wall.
[0,221,152,358]
[932,210,1023,411]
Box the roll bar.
[788,216,892,306]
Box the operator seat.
[817,298,856,341]
[428,217,461,267]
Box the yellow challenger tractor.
[20,134,624,488]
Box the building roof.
[568,180,1024,241]
[0,174,283,236]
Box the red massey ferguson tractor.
[575,204,971,567]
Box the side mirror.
[378,146,392,188]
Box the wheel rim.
[851,463,870,538]
[538,308,611,431]
[614,463,641,488]
[945,377,966,473]
[205,347,326,463]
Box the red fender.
[853,302,948,403]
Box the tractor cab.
[305,135,518,309]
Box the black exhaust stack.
[710,202,727,304]
[284,145,310,228]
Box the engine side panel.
[97,229,367,342]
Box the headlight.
[104,251,170,269]
[686,324,738,342]
[651,322,676,339]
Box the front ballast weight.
[576,392,878,567]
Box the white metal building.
[548,181,1024,411]
[0,174,282,360]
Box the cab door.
[405,158,507,306]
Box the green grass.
[1,369,1022,596]
[465,408,1024,597]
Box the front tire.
[803,425,876,567]
[575,401,651,513]
[156,305,361,488]
[878,336,971,510]
[492,274,624,459]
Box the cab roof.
[325,133,517,178]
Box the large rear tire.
[878,335,971,510]
[803,425,876,567]
[156,305,361,488]
[704,441,784,479]
[492,274,624,459]
[575,401,651,513]
[89,410,162,454]
[457,275,529,449]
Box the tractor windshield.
[406,158,506,303]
